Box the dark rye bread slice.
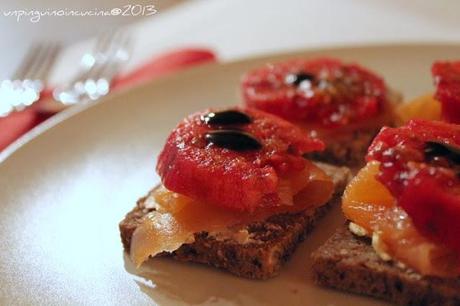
[120,164,351,280]
[312,225,460,306]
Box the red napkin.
[0,48,216,152]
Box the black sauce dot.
[205,130,262,151]
[202,110,252,126]
[285,72,315,86]
[424,141,460,164]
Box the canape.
[312,119,460,305]
[241,58,401,166]
[120,107,350,279]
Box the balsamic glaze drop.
[202,110,252,126]
[285,72,315,87]
[205,130,262,151]
[424,141,460,164]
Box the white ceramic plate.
[2,44,460,305]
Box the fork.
[0,42,60,117]
[53,31,131,106]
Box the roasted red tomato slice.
[432,61,460,124]
[241,58,387,128]
[399,169,460,253]
[367,119,460,252]
[156,107,324,212]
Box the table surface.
[1,0,460,85]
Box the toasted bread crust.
[312,225,460,306]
